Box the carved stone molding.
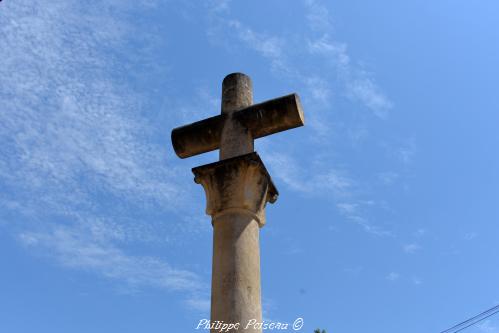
[192,152,278,227]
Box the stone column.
[193,154,278,332]
[171,72,304,331]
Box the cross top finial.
[221,73,253,114]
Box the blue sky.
[1,1,499,332]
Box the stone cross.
[171,73,304,332]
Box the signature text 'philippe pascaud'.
[196,318,304,332]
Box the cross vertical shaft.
[212,73,262,331]
[220,73,254,159]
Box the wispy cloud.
[207,0,232,14]
[203,0,400,239]
[336,203,359,215]
[304,0,333,32]
[303,0,393,117]
[307,34,393,118]
[0,0,404,311]
[477,320,499,333]
[464,232,478,241]
[343,266,364,275]
[336,203,384,236]
[386,272,400,281]
[175,87,221,124]
[305,76,333,105]
[264,152,354,198]
[19,224,203,292]
[227,20,285,71]
[412,276,423,285]
[0,1,186,213]
[346,215,392,237]
[0,0,204,305]
[403,243,421,254]
[396,139,417,165]
[261,152,390,236]
[183,296,211,313]
[207,0,391,117]
[415,228,427,237]
[377,172,400,185]
[308,36,351,68]
[207,15,294,79]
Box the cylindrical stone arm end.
[235,93,305,140]
[171,114,224,158]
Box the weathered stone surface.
[192,152,278,332]
[210,211,262,332]
[171,114,224,159]
[170,72,304,333]
[221,73,253,114]
[171,93,304,159]
[219,73,254,160]
[192,152,278,227]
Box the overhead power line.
[440,304,499,333]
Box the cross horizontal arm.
[171,113,224,159]
[171,93,304,159]
[234,93,304,140]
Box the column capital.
[192,152,278,227]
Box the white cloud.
[305,76,333,104]
[412,277,423,285]
[464,232,478,240]
[208,0,232,14]
[18,224,203,292]
[336,201,392,236]
[304,0,333,32]
[398,140,417,165]
[319,170,355,197]
[0,0,187,214]
[183,295,211,313]
[207,0,391,118]
[386,272,400,281]
[308,36,351,69]
[263,152,354,198]
[336,203,359,215]
[261,152,307,193]
[0,0,205,305]
[347,215,392,237]
[0,0,402,309]
[303,0,393,117]
[176,87,221,124]
[262,151,391,236]
[226,20,286,73]
[415,228,427,237]
[377,172,400,185]
[403,243,421,254]
[308,35,392,118]
[477,320,499,333]
[228,21,283,59]
[346,76,393,118]
[343,266,363,275]
[206,7,288,75]
[380,138,417,166]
